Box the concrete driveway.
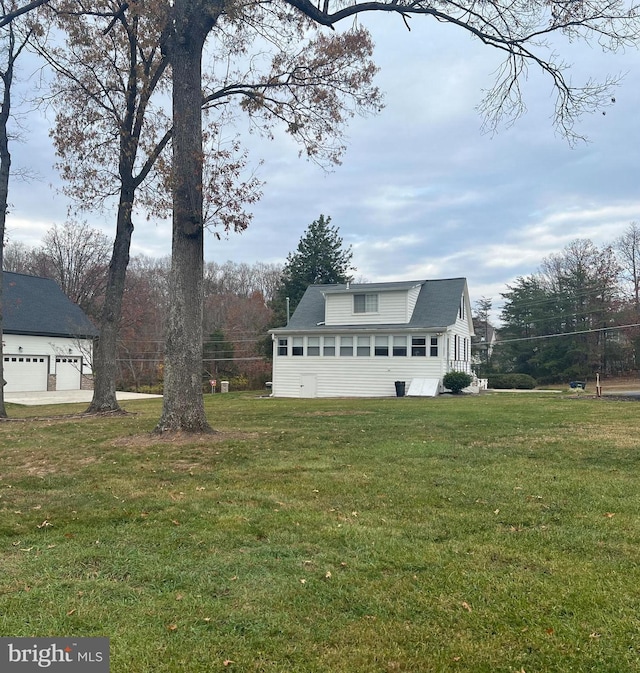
[4,390,162,406]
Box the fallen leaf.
[604,513,615,518]
[37,520,52,528]
[325,571,332,579]
[167,624,178,632]
[175,593,184,601]
[299,579,306,585]
[546,628,554,635]
[223,660,234,667]
[461,602,472,612]
[171,520,180,526]
[589,632,601,639]
[67,609,76,616]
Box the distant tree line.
[5,222,282,391]
[479,224,640,383]
[4,214,352,391]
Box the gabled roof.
[2,271,98,338]
[272,277,468,333]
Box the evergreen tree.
[498,240,623,382]
[271,215,354,326]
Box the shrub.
[443,371,473,394]
[488,373,537,389]
[230,374,250,391]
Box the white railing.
[448,360,472,374]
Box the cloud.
[6,10,640,319]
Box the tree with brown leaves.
[0,0,40,418]
[155,0,640,432]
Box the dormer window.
[353,293,378,314]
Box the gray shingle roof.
[272,278,467,332]
[2,271,98,338]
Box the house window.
[292,337,304,356]
[393,336,407,356]
[374,336,389,356]
[430,337,439,357]
[357,336,371,356]
[340,337,353,356]
[307,337,320,356]
[323,337,335,356]
[277,338,288,356]
[354,293,378,314]
[459,297,465,320]
[411,337,426,357]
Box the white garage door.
[3,355,49,392]
[56,357,82,390]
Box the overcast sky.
[6,13,640,320]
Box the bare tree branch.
[0,0,48,28]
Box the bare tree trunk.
[154,1,218,433]
[0,24,13,419]
[86,189,134,413]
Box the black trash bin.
[394,381,406,397]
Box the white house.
[2,271,98,393]
[269,278,474,398]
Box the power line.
[496,322,640,345]
[117,357,266,363]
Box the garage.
[3,355,49,392]
[2,271,98,393]
[55,356,83,391]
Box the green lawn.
[1,392,639,672]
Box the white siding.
[271,335,447,398]
[325,290,412,326]
[407,285,421,320]
[447,293,474,374]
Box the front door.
[300,373,317,398]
